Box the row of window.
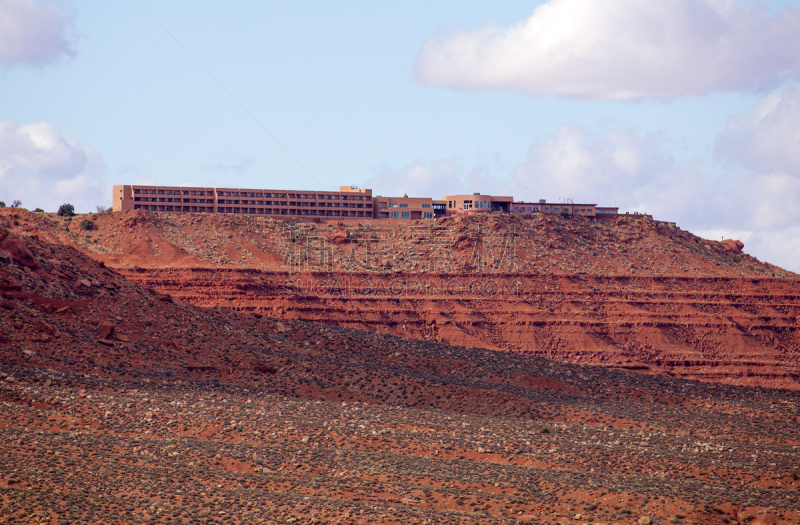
[132,197,370,208]
[385,211,435,219]
[448,200,488,209]
[381,203,435,209]
[541,207,594,213]
[131,205,368,216]
[131,189,368,200]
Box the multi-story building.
[113,185,373,218]
[510,200,602,216]
[113,184,619,220]
[372,195,447,219]
[442,193,513,214]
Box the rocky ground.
[7,208,799,390]
[0,211,799,523]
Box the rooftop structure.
[372,195,446,219]
[442,193,513,214]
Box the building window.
[389,203,398,208]
[423,212,432,218]
[401,211,410,218]
[390,211,399,218]
[422,203,430,208]
[399,204,408,208]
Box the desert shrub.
[58,203,75,217]
[79,219,94,231]
[11,200,22,208]
[540,427,550,434]
[0,201,5,207]
[34,208,44,213]
[96,205,111,213]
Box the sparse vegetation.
[79,218,94,231]
[58,203,75,217]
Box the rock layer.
[7,208,799,390]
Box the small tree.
[11,200,22,208]
[0,201,5,207]
[57,203,75,217]
[96,205,111,213]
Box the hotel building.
[113,184,619,219]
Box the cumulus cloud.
[509,124,717,221]
[364,158,498,200]
[505,92,800,271]
[711,83,800,270]
[414,0,800,99]
[717,83,800,175]
[0,0,77,68]
[0,119,108,213]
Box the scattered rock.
[0,237,37,268]
[97,321,115,339]
[37,320,54,335]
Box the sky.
[1,0,800,271]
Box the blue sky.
[2,0,800,270]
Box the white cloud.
[504,94,800,271]
[364,158,498,200]
[717,83,800,175]
[0,119,108,213]
[710,83,800,270]
[509,124,714,221]
[0,0,76,68]
[414,0,800,100]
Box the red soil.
[1,211,800,523]
[12,208,800,390]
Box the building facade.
[442,193,513,214]
[113,184,619,220]
[113,185,373,218]
[511,200,601,216]
[372,195,446,219]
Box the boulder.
[97,321,115,339]
[720,239,745,252]
[0,250,12,264]
[37,320,54,335]
[0,237,37,268]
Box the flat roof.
[514,202,598,206]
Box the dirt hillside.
[11,208,799,390]
[1,215,800,524]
